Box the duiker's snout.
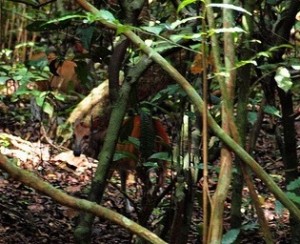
[73,119,91,157]
[73,148,82,157]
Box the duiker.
[73,115,170,212]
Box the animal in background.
[73,114,171,212]
[47,50,83,93]
[27,49,82,93]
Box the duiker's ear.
[90,116,101,131]
[74,118,90,129]
[74,118,81,126]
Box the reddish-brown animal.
[73,115,170,212]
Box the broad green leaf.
[149,152,171,161]
[286,192,300,204]
[0,65,11,74]
[291,64,300,70]
[258,63,277,71]
[287,57,300,70]
[295,22,300,30]
[269,44,293,52]
[98,9,116,22]
[247,111,257,125]
[0,77,11,84]
[236,60,257,68]
[274,66,293,93]
[141,25,165,35]
[0,134,11,147]
[35,93,46,107]
[287,177,300,191]
[222,229,240,244]
[255,45,292,60]
[152,41,176,53]
[177,0,198,13]
[113,151,138,162]
[143,161,159,168]
[241,222,258,231]
[263,105,281,118]
[86,10,116,23]
[128,136,140,147]
[52,92,66,102]
[42,101,54,117]
[256,51,272,58]
[208,3,252,15]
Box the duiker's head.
[73,117,106,158]
[73,119,91,157]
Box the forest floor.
[0,112,299,244]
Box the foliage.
[222,229,240,244]
[1,0,300,243]
[274,67,293,93]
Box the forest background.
[0,0,300,243]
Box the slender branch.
[208,0,236,241]
[201,6,210,243]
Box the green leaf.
[208,3,252,15]
[152,41,176,53]
[263,105,281,118]
[274,67,293,93]
[256,51,272,58]
[52,92,66,102]
[286,192,300,204]
[287,177,300,191]
[149,152,171,161]
[241,222,258,231]
[247,111,257,125]
[236,60,257,68]
[98,9,116,22]
[143,161,159,168]
[128,136,140,148]
[0,134,11,147]
[222,229,240,244]
[113,151,138,162]
[170,16,203,30]
[45,15,85,24]
[141,26,165,35]
[116,24,131,35]
[287,57,300,70]
[258,63,277,71]
[0,77,11,84]
[42,101,54,117]
[177,0,198,13]
[35,93,46,107]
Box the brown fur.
[73,115,170,212]
[27,51,82,93]
[49,60,81,93]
